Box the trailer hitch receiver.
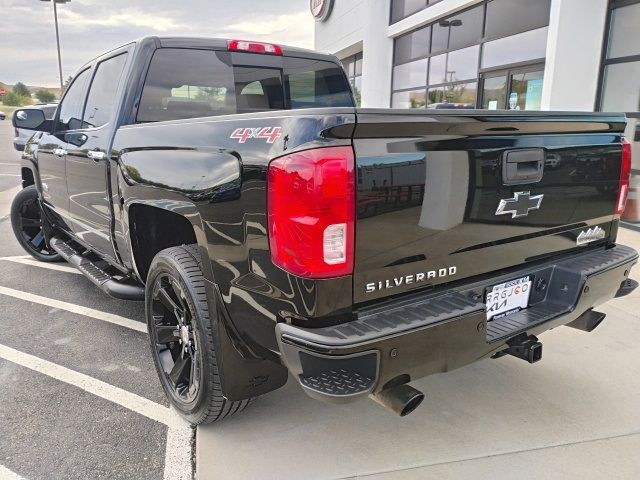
[505,334,542,364]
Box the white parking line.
[0,256,81,274]
[0,464,26,480]
[0,285,147,333]
[0,343,193,479]
[0,342,169,423]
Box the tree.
[2,91,23,106]
[13,82,30,98]
[62,76,73,93]
[35,89,55,103]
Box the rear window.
[137,48,353,123]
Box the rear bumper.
[276,244,638,403]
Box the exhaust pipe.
[370,383,425,417]
[567,309,606,332]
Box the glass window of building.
[481,27,548,69]
[391,0,427,24]
[342,52,363,106]
[391,0,550,110]
[428,82,477,108]
[485,0,551,40]
[431,6,484,53]
[393,58,428,90]
[600,1,640,112]
[392,89,426,108]
[394,26,430,65]
[390,0,445,24]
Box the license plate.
[485,276,532,320]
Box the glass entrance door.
[480,65,544,110]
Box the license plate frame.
[485,275,533,321]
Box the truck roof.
[83,36,338,70]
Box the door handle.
[53,148,67,157]
[87,150,106,162]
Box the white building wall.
[314,0,366,59]
[541,0,608,111]
[361,0,394,107]
[315,0,610,112]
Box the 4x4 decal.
[230,127,282,144]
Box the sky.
[0,0,316,87]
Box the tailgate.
[353,110,627,304]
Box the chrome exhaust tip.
[370,383,425,417]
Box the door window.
[56,68,91,132]
[509,70,544,110]
[83,53,128,128]
[480,68,544,110]
[481,75,507,109]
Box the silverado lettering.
[365,266,458,293]
[10,36,637,424]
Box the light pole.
[438,19,462,90]
[40,0,70,92]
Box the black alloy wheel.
[10,186,61,262]
[146,245,252,424]
[151,272,202,404]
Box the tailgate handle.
[502,149,545,185]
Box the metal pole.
[52,0,64,91]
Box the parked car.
[13,102,57,151]
[0,111,6,120]
[11,37,638,425]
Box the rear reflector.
[227,40,283,56]
[616,138,632,217]
[267,146,355,279]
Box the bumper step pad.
[300,369,374,396]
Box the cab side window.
[56,68,91,132]
[83,53,128,128]
[137,48,235,123]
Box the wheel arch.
[127,202,213,284]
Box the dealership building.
[313,0,640,218]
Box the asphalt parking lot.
[1,118,640,480]
[0,121,192,480]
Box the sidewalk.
[196,227,640,480]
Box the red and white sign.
[230,127,282,144]
[310,0,333,21]
[0,88,6,96]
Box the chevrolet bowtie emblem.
[495,191,543,218]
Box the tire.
[10,186,62,262]
[146,244,252,425]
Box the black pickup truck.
[11,36,638,424]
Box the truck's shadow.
[198,321,639,479]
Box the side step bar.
[50,237,144,300]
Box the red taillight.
[227,39,283,56]
[267,146,355,279]
[616,138,632,217]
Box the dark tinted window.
[285,58,354,108]
[391,0,427,24]
[234,67,284,113]
[431,5,483,53]
[138,49,235,123]
[394,26,430,64]
[57,69,90,132]
[138,49,353,122]
[42,105,57,119]
[83,53,128,128]
[485,0,551,40]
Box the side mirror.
[12,109,48,132]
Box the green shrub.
[2,91,23,106]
